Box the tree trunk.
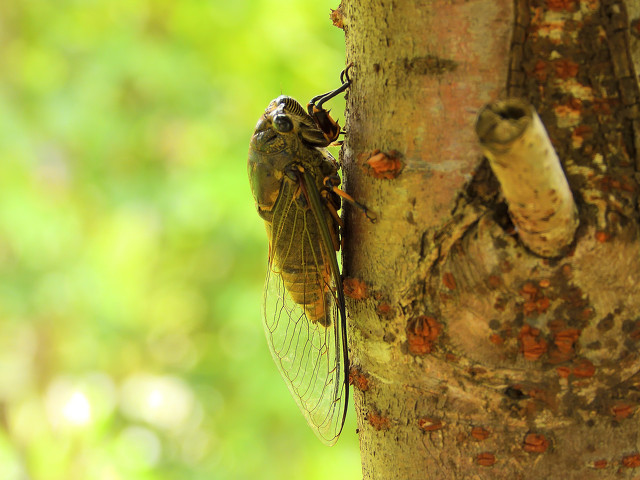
[338,0,640,478]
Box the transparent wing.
[263,175,347,446]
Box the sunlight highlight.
[62,391,91,425]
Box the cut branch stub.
[475,99,579,258]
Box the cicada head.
[250,95,332,156]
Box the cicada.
[248,67,369,445]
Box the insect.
[247,66,372,445]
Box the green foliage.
[0,0,360,478]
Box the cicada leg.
[307,64,353,143]
[323,175,377,223]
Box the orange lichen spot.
[549,349,573,364]
[556,366,571,378]
[554,329,580,353]
[329,7,344,29]
[476,452,496,466]
[629,321,640,340]
[442,272,457,291]
[571,125,593,148]
[572,359,595,378]
[363,149,403,179]
[595,231,609,243]
[593,98,613,115]
[488,275,501,288]
[532,59,548,83]
[561,264,572,277]
[620,180,636,193]
[349,367,370,392]
[546,0,577,11]
[523,433,549,453]
[520,282,538,298]
[536,296,550,313]
[519,325,548,360]
[622,453,640,468]
[418,417,443,432]
[527,388,549,403]
[471,426,490,441]
[554,103,581,121]
[538,279,550,288]
[406,316,442,355]
[343,277,368,300]
[612,403,634,419]
[367,412,390,431]
[579,307,594,321]
[444,353,458,363]
[489,333,504,345]
[445,353,458,362]
[592,459,608,469]
[554,59,579,79]
[376,302,392,316]
[546,319,564,332]
[523,301,538,316]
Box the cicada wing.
[262,178,347,446]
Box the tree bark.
[338,0,640,478]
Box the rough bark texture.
[338,0,640,478]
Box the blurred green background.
[0,1,361,479]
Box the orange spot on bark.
[592,459,608,469]
[520,282,538,298]
[579,307,594,321]
[572,359,595,378]
[488,275,501,288]
[329,7,344,29]
[554,329,580,353]
[519,325,548,361]
[343,277,368,300]
[549,349,573,364]
[445,353,458,362]
[622,454,640,468]
[536,297,550,313]
[523,433,549,453]
[489,333,504,345]
[554,59,579,78]
[593,98,613,115]
[442,272,457,290]
[546,319,565,332]
[376,302,392,316]
[523,301,538,316]
[555,103,580,118]
[546,0,577,11]
[532,59,548,83]
[418,417,443,431]
[538,279,550,288]
[364,150,403,179]
[595,231,609,243]
[476,452,496,466]
[612,403,634,419]
[629,321,640,340]
[556,366,571,378]
[367,412,390,431]
[471,426,490,441]
[406,316,442,355]
[349,367,370,392]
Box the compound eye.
[273,114,293,133]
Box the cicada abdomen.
[268,172,341,327]
[247,70,353,445]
